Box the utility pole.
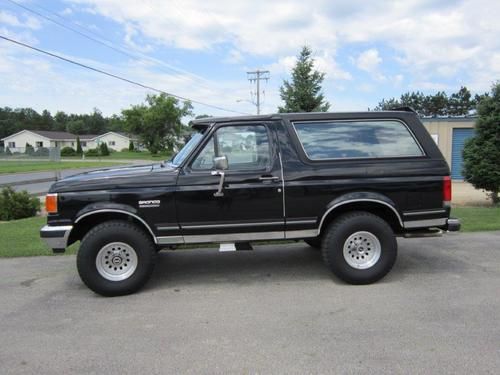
[246,70,270,114]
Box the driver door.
[175,122,284,242]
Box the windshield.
[170,132,205,166]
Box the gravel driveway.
[1,232,499,374]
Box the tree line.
[373,87,489,116]
[0,94,195,156]
[0,107,126,140]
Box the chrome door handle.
[259,176,279,181]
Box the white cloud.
[0,10,41,30]
[67,0,500,92]
[355,49,382,73]
[0,44,254,117]
[267,52,351,81]
[224,49,244,64]
[60,8,74,16]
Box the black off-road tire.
[321,211,397,284]
[304,237,321,249]
[77,220,156,296]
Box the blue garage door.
[451,128,475,180]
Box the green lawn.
[1,207,498,257]
[0,161,125,174]
[0,216,78,257]
[451,206,500,232]
[107,151,171,160]
[67,151,172,161]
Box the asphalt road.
[0,232,499,374]
[0,161,150,195]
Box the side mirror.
[213,155,228,170]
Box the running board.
[219,242,253,252]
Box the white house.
[1,130,138,152]
[84,132,136,151]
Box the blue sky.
[1,0,499,118]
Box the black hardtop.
[191,110,419,128]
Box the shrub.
[34,147,49,157]
[129,140,135,151]
[60,146,76,156]
[120,148,129,152]
[99,142,110,156]
[0,187,40,221]
[5,147,12,155]
[85,148,100,157]
[25,143,35,155]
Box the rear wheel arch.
[318,198,403,235]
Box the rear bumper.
[40,225,73,253]
[446,218,461,232]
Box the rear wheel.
[77,220,156,296]
[321,211,397,284]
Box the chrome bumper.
[446,218,461,232]
[40,225,73,252]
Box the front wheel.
[322,212,397,284]
[77,220,156,296]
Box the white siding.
[2,131,51,152]
[95,133,131,151]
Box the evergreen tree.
[128,140,135,152]
[463,82,500,205]
[278,46,330,113]
[76,136,83,155]
[448,86,474,116]
[99,142,110,156]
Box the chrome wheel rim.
[343,231,381,269]
[95,242,138,281]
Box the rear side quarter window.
[293,120,424,160]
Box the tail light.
[45,193,58,214]
[443,176,451,205]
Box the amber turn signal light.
[45,193,58,214]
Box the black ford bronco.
[41,109,460,296]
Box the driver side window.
[191,125,271,171]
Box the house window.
[8,142,15,148]
[81,141,87,147]
[36,141,43,148]
[108,141,116,146]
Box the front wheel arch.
[68,211,157,246]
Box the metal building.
[421,117,476,180]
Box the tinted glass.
[192,125,270,170]
[293,121,423,159]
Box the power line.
[4,0,220,92]
[0,35,249,115]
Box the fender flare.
[318,192,403,234]
[74,203,157,243]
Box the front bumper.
[40,225,73,253]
